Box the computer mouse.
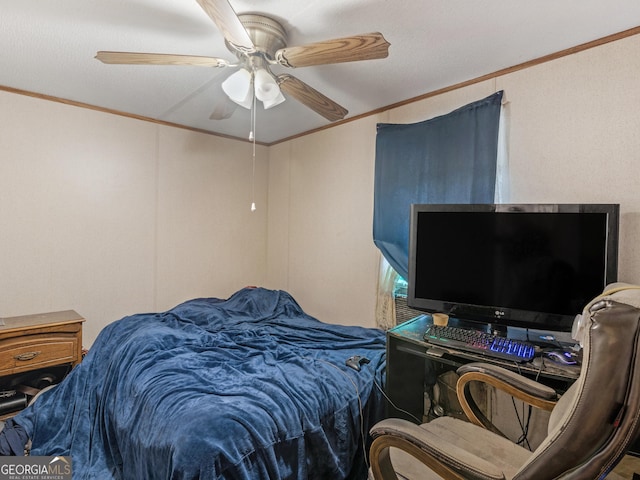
[543,349,579,366]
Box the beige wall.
[0,92,268,346]
[265,118,381,326]
[2,32,639,346]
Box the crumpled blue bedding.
[10,288,387,479]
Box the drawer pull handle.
[14,351,41,361]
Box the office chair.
[369,283,640,480]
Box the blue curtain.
[373,91,503,280]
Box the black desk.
[385,315,581,422]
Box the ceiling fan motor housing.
[226,14,287,61]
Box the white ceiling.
[2,1,640,144]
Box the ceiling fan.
[95,0,390,122]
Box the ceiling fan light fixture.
[222,68,252,105]
[262,90,286,110]
[254,68,280,102]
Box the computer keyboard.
[423,325,535,362]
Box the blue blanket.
[11,288,387,479]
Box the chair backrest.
[514,284,640,480]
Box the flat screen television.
[407,203,620,333]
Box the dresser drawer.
[0,334,78,376]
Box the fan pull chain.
[249,82,257,212]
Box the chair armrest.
[370,418,506,480]
[456,362,558,435]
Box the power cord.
[372,378,422,424]
[510,361,544,450]
[511,396,533,450]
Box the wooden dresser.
[0,310,84,418]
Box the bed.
[2,287,387,479]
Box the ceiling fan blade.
[95,51,231,67]
[196,0,255,53]
[274,32,390,68]
[209,97,237,120]
[277,74,347,122]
